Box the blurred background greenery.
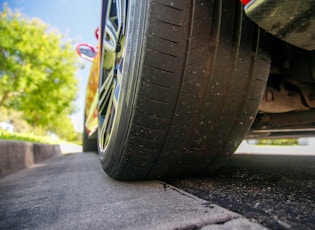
[0,5,82,144]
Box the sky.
[0,0,102,132]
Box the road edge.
[0,140,61,178]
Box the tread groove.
[134,122,162,132]
[144,64,175,74]
[135,108,166,120]
[138,94,168,105]
[142,79,171,89]
[153,2,184,12]
[147,48,178,58]
[156,36,179,44]
[151,18,183,28]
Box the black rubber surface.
[101,0,271,180]
[82,114,97,152]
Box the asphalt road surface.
[166,148,315,229]
[0,152,265,230]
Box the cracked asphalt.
[0,152,265,230]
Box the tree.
[0,4,79,139]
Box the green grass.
[0,129,59,144]
[255,139,298,146]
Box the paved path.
[0,152,265,230]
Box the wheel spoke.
[103,0,124,52]
[104,21,118,52]
[98,0,127,152]
[115,0,123,33]
[99,82,115,150]
[99,69,114,113]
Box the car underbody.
[244,0,315,138]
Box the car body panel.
[244,0,315,51]
[84,52,100,136]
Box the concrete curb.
[0,140,61,178]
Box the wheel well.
[249,34,315,138]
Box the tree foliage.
[0,5,79,140]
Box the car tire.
[82,114,97,152]
[98,0,271,180]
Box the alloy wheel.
[98,0,127,152]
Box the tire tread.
[106,0,270,180]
